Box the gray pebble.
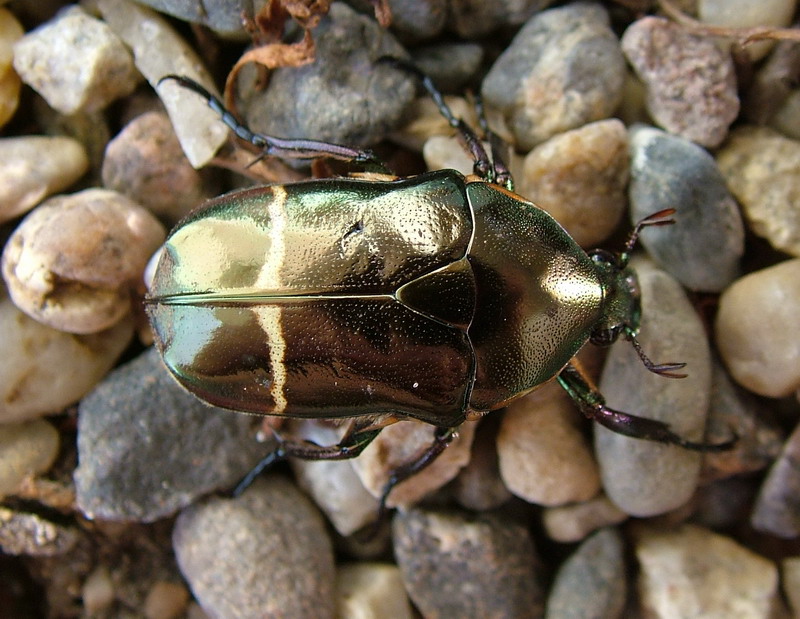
[411,42,484,93]
[751,421,800,538]
[393,507,544,618]
[123,0,254,35]
[716,126,800,257]
[545,528,626,619]
[244,3,414,147]
[448,0,556,39]
[173,476,335,619]
[452,417,512,512]
[621,17,738,148]
[596,258,709,517]
[74,347,267,522]
[0,506,81,556]
[628,125,744,292]
[482,2,625,150]
[13,6,140,114]
[388,0,447,43]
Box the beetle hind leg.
[557,362,736,452]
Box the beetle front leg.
[556,362,735,452]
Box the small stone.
[716,126,800,257]
[628,125,744,292]
[74,348,267,522]
[751,421,800,538]
[82,566,115,616]
[518,119,629,248]
[621,17,739,148]
[715,258,800,398]
[497,384,601,506]
[173,476,335,619]
[125,0,251,35]
[545,528,626,619]
[94,0,229,168]
[744,39,800,126]
[0,506,81,556]
[411,42,484,93]
[693,476,760,530]
[244,4,414,147]
[452,417,512,512]
[0,136,89,224]
[393,508,544,618]
[2,188,165,334]
[782,557,800,617]
[769,88,800,140]
[144,581,190,619]
[482,2,625,150]
[699,0,796,61]
[12,6,139,114]
[542,495,628,543]
[0,8,23,129]
[336,563,413,619]
[634,524,779,617]
[387,0,446,43]
[102,111,216,225]
[351,419,476,508]
[0,419,59,497]
[422,134,486,177]
[448,0,556,39]
[596,258,710,517]
[288,420,380,536]
[0,293,134,424]
[702,359,784,481]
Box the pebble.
[596,258,710,517]
[143,580,190,619]
[2,188,165,334]
[448,0,555,39]
[74,347,267,522]
[82,566,115,616]
[0,136,89,225]
[769,88,800,140]
[715,258,800,398]
[634,524,779,617]
[392,507,544,617]
[628,125,744,292]
[388,0,446,43]
[0,8,23,128]
[287,419,380,536]
[94,0,229,168]
[698,0,797,61]
[542,495,628,544]
[482,2,625,150]
[351,418,476,508]
[518,119,629,248]
[751,421,800,538]
[545,528,626,619]
[0,506,81,556]
[12,6,139,114]
[744,38,800,126]
[336,563,413,619]
[702,359,785,481]
[0,293,134,424]
[173,476,335,619]
[783,557,800,617]
[451,417,512,512]
[102,111,216,225]
[716,126,800,257]
[0,419,59,497]
[497,384,601,506]
[693,476,760,530]
[127,0,251,35]
[411,42,484,93]
[621,17,739,148]
[243,4,414,147]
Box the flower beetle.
[145,63,733,504]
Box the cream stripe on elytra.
[254,185,288,413]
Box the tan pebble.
[715,258,800,397]
[497,384,600,506]
[2,189,165,334]
[144,581,190,619]
[82,566,115,615]
[336,563,413,619]
[542,494,628,543]
[0,8,23,128]
[0,136,89,224]
[0,419,59,497]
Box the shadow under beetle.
[145,61,734,510]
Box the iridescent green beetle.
[145,65,732,501]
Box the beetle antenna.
[473,93,514,192]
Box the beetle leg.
[158,75,390,172]
[556,362,736,452]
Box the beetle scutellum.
[145,61,733,508]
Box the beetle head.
[588,248,641,347]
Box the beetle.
[145,62,733,504]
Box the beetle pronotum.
[145,60,733,511]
